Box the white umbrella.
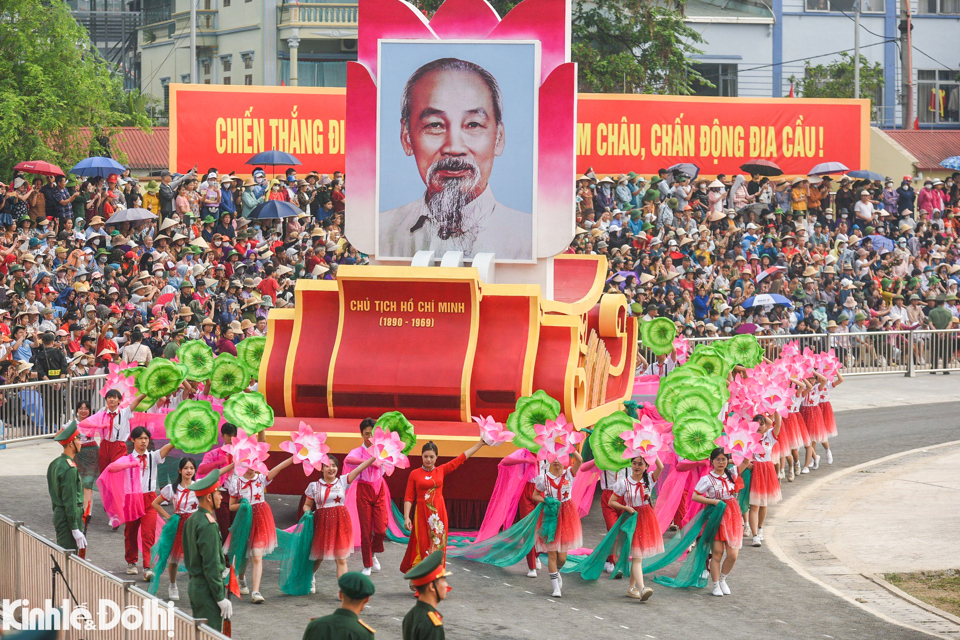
[104,208,158,224]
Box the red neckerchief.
[137,453,147,470]
[547,472,569,500]
[316,479,337,509]
[175,485,192,513]
[628,475,648,505]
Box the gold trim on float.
[541,254,608,317]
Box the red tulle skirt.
[248,501,278,557]
[536,500,583,554]
[771,422,788,459]
[800,404,826,443]
[749,461,782,507]
[716,498,743,549]
[310,505,354,561]
[821,401,837,439]
[170,516,187,564]
[631,504,665,559]
[780,413,800,451]
[794,411,811,447]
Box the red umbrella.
[14,160,65,177]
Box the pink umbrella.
[736,323,759,335]
[14,160,65,177]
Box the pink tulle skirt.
[821,401,837,439]
[631,504,665,559]
[772,421,789,459]
[310,505,354,561]
[780,413,800,452]
[248,502,278,557]
[800,405,826,443]
[536,500,583,554]
[749,461,782,507]
[716,498,743,549]
[794,411,811,447]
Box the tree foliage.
[410,0,707,95]
[0,0,149,177]
[796,53,884,117]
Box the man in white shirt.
[643,352,677,377]
[120,329,153,365]
[853,190,876,224]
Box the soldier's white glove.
[71,529,87,549]
[217,598,232,620]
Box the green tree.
[796,53,884,118]
[0,0,149,177]
[410,0,708,95]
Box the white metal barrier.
[0,514,229,640]
[0,374,106,445]
[636,328,960,377]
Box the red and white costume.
[600,469,628,563]
[97,406,132,473]
[819,381,838,439]
[158,483,198,563]
[125,449,165,568]
[800,384,826,443]
[306,476,354,561]
[749,431,782,507]
[344,445,388,569]
[226,472,278,557]
[612,473,664,558]
[694,469,743,549]
[534,469,583,553]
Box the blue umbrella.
[249,200,302,219]
[742,293,793,308]
[866,234,895,253]
[69,156,126,178]
[808,161,849,176]
[846,169,884,181]
[940,156,960,171]
[245,150,301,166]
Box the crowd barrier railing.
[636,328,960,377]
[0,514,229,640]
[0,374,106,446]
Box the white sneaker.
[251,591,265,604]
[536,558,542,570]
[711,582,724,597]
[142,569,154,582]
[361,567,372,576]
[752,536,762,547]
[603,561,615,574]
[526,568,538,578]
[812,455,821,470]
[778,469,785,480]
[801,466,810,474]
[372,555,381,572]
[310,577,316,594]
[701,569,710,581]
[758,527,764,541]
[719,578,731,595]
[551,579,562,598]
[168,583,179,601]
[126,564,138,575]
[826,450,833,465]
[795,460,802,475]
[239,579,250,596]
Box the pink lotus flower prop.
[533,414,584,466]
[370,427,410,476]
[223,430,270,477]
[100,362,139,409]
[672,335,691,365]
[473,415,514,447]
[279,421,330,476]
[715,419,765,465]
[620,416,664,465]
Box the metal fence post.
[906,330,915,377]
[13,521,24,601]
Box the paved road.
[3,400,957,640]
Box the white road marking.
[594,616,603,620]
[503,583,512,587]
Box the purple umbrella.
[808,162,849,176]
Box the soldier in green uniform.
[301,571,377,639]
[402,550,452,640]
[182,468,233,632]
[46,422,86,552]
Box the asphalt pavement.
[2,398,958,640]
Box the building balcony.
[278,2,358,30]
[140,9,218,46]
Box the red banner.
[169,84,346,175]
[170,86,868,178]
[575,94,870,177]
